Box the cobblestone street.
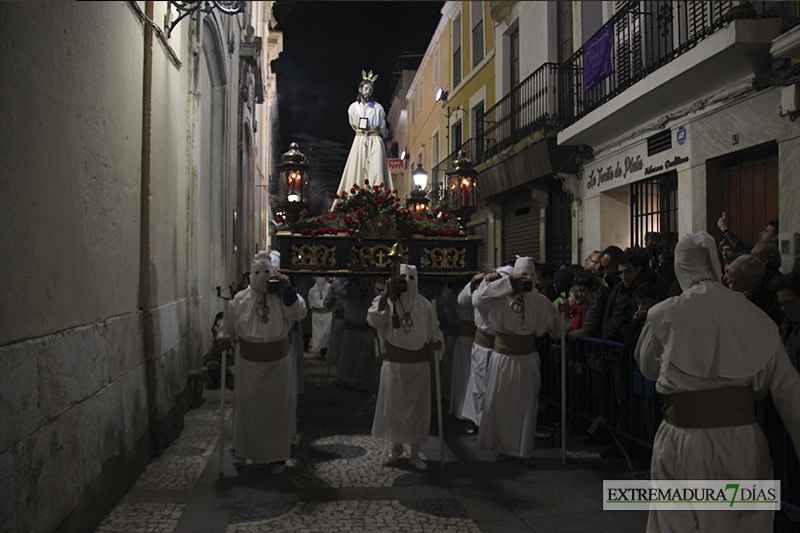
[94,354,649,532]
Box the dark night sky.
[271,1,445,148]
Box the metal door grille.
[630,172,678,248]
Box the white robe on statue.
[634,232,800,533]
[227,284,307,464]
[334,100,393,207]
[369,265,439,445]
[473,258,561,458]
[309,277,332,353]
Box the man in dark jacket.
[602,250,658,342]
[602,249,659,430]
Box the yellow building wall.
[405,1,496,203]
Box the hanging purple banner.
[583,21,614,92]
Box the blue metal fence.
[539,335,800,526]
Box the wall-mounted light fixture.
[166,1,247,38]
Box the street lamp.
[445,149,478,236]
[406,163,429,213]
[435,88,448,105]
[276,142,310,231]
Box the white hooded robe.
[473,258,561,458]
[368,265,439,444]
[635,232,800,533]
[227,251,307,464]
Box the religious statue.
[333,70,393,209]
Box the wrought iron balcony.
[476,62,562,163]
[559,1,796,131]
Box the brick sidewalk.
[95,354,648,533]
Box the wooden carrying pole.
[431,299,445,468]
[219,297,229,477]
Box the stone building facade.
[0,2,281,532]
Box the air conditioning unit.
[778,232,800,274]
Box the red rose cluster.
[278,181,461,238]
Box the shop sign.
[388,158,405,174]
[585,142,689,193]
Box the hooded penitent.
[673,231,720,291]
[644,231,778,379]
[513,256,535,278]
[250,250,275,293]
[397,264,419,312]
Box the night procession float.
[271,70,482,280]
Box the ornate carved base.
[276,235,482,277]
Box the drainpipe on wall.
[139,0,158,453]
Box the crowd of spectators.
[533,217,800,441]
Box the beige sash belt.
[355,127,381,137]
[239,338,290,363]
[312,307,332,314]
[459,320,477,338]
[334,309,345,320]
[383,342,430,364]
[343,321,372,332]
[663,387,755,429]
[474,329,495,350]
[493,331,538,356]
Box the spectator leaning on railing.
[599,245,624,291]
[561,271,607,343]
[634,231,800,533]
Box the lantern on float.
[446,149,478,236]
[276,142,310,230]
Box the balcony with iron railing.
[476,62,562,165]
[436,2,795,199]
[558,1,794,148]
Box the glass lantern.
[275,142,310,232]
[445,149,478,236]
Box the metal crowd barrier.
[538,335,800,528]
[539,336,660,451]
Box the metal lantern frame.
[406,186,430,213]
[445,149,478,236]
[276,142,311,230]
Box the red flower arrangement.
[277,182,462,238]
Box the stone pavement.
[94,354,649,533]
